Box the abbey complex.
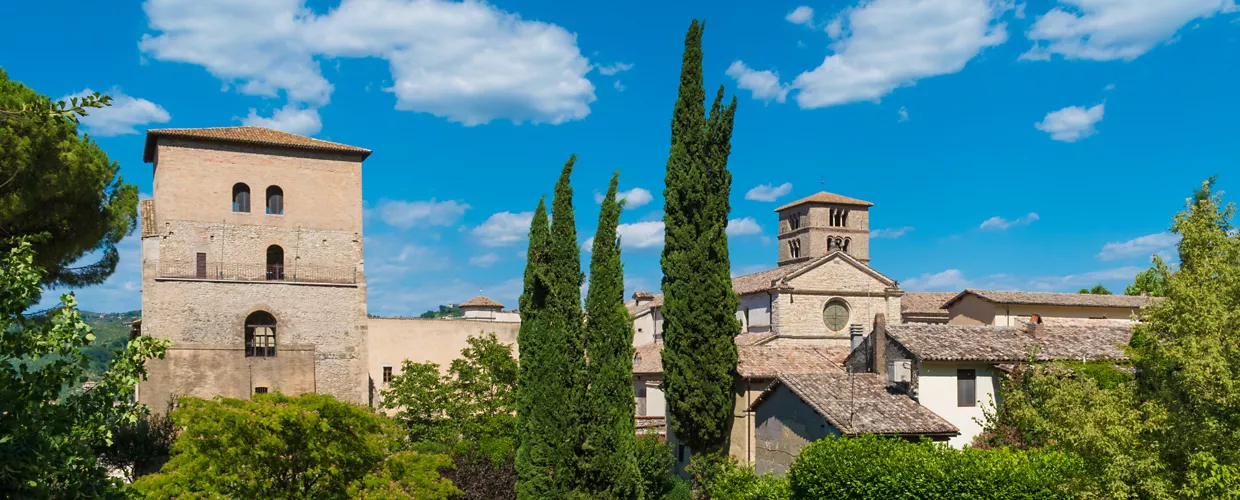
[135,126,1152,474]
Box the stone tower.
[135,126,371,409]
[774,191,872,266]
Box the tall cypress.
[660,19,741,453]
[548,156,587,494]
[516,197,555,499]
[581,173,642,498]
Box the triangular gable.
[779,251,896,291]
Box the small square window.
[382,365,393,384]
[254,387,268,395]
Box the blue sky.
[5,0,1237,315]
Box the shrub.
[787,435,1082,499]
[634,434,678,498]
[687,451,789,500]
[440,451,516,500]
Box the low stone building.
[900,291,955,324]
[748,372,957,475]
[845,315,1133,446]
[943,289,1155,325]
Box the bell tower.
[774,191,872,266]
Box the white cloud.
[1098,232,1179,261]
[241,104,322,135]
[731,0,1012,109]
[727,217,763,237]
[473,211,534,247]
[614,80,626,92]
[617,221,665,249]
[598,62,633,75]
[726,61,789,103]
[897,106,909,122]
[364,237,451,284]
[140,0,596,129]
[979,212,1039,230]
[745,182,793,202]
[902,269,971,291]
[594,187,653,209]
[787,6,815,25]
[1035,103,1104,142]
[870,226,914,238]
[1022,0,1236,61]
[62,88,171,137]
[902,266,1144,292]
[376,198,470,228]
[469,253,501,267]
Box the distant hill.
[79,310,141,376]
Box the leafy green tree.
[660,19,741,454]
[1131,179,1240,496]
[419,304,463,319]
[1125,256,1170,297]
[96,403,178,482]
[382,360,454,444]
[687,452,791,500]
[0,238,169,496]
[580,173,642,498]
[0,69,138,287]
[131,392,459,499]
[516,196,557,499]
[633,434,678,499]
[1077,284,1112,294]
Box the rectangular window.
[677,444,686,463]
[195,252,207,279]
[382,365,393,384]
[254,387,268,395]
[957,369,977,407]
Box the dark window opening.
[789,212,801,231]
[677,444,686,463]
[196,252,207,279]
[266,245,284,281]
[382,366,393,384]
[788,239,801,259]
[266,185,284,215]
[245,311,277,358]
[254,387,268,395]
[843,237,851,253]
[232,183,251,213]
[958,369,977,407]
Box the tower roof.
[460,296,504,309]
[144,126,372,162]
[774,191,873,211]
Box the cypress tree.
[545,156,587,493]
[516,197,555,499]
[581,173,642,498]
[659,19,741,453]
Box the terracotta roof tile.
[900,292,956,316]
[774,191,874,212]
[460,296,503,308]
[633,342,663,374]
[753,372,958,436]
[144,126,371,162]
[943,289,1157,310]
[886,321,1132,363]
[632,343,848,377]
[625,293,664,318]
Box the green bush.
[634,434,678,498]
[665,477,691,500]
[687,451,790,500]
[787,435,1082,499]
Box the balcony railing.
[156,260,357,285]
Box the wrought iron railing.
[156,260,357,285]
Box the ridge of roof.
[774,191,874,212]
[883,322,1133,363]
[460,296,504,308]
[752,372,958,436]
[942,289,1157,309]
[144,126,372,162]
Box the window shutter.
[957,369,977,407]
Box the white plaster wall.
[993,304,1142,326]
[738,293,773,333]
[917,362,998,448]
[632,309,663,346]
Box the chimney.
[1026,313,1044,339]
[872,313,887,378]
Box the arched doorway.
[266,245,284,281]
[245,311,277,357]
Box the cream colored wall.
[917,362,998,447]
[738,293,773,333]
[993,304,1141,326]
[946,294,995,325]
[727,377,771,465]
[634,375,666,417]
[366,317,520,407]
[632,309,662,346]
[772,257,900,342]
[152,139,363,232]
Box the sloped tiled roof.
[144,126,372,162]
[633,342,664,375]
[625,293,664,318]
[734,332,778,346]
[885,321,1133,363]
[774,191,874,211]
[900,292,956,318]
[732,265,803,295]
[943,289,1157,310]
[736,345,848,378]
[460,296,504,308]
[752,372,958,437]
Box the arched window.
[266,186,284,215]
[266,245,284,281]
[232,183,251,213]
[843,237,851,253]
[822,299,850,332]
[245,311,277,357]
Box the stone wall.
[140,343,317,411]
[753,384,837,475]
[772,257,901,343]
[153,218,361,280]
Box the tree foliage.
[1125,256,1170,297]
[419,304,463,319]
[0,69,138,287]
[0,237,169,496]
[1130,179,1240,496]
[633,434,679,499]
[131,392,458,499]
[580,173,642,498]
[381,332,518,460]
[660,19,741,453]
[788,436,1083,499]
[1077,284,1112,295]
[516,195,559,499]
[687,452,790,500]
[96,403,178,483]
